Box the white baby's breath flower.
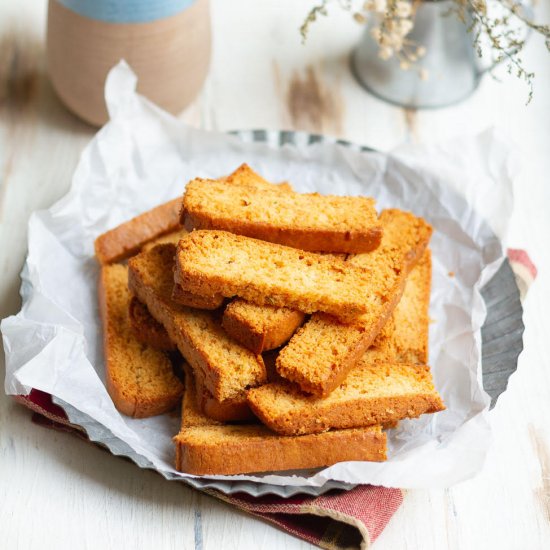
[378,45,394,60]
[419,68,429,80]
[361,0,425,71]
[370,26,382,42]
[301,0,545,104]
[396,18,414,36]
[471,0,487,15]
[373,0,387,13]
[395,1,412,18]
[386,34,404,49]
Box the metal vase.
[351,0,484,108]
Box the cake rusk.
[128,296,176,351]
[129,283,224,355]
[275,307,401,398]
[190,363,256,422]
[220,251,346,354]
[142,227,188,252]
[98,264,183,418]
[171,163,295,310]
[222,300,306,354]
[187,349,279,424]
[247,362,444,436]
[198,386,255,423]
[365,249,432,365]
[175,230,403,323]
[276,209,433,396]
[375,209,433,273]
[180,369,221,428]
[148,237,225,310]
[223,163,293,192]
[127,244,267,402]
[94,164,286,266]
[174,375,387,475]
[181,178,382,253]
[95,198,182,265]
[171,282,224,310]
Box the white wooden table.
[1,1,550,548]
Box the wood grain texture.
[286,65,344,135]
[1,0,550,549]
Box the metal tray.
[59,129,524,497]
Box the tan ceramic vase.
[46,0,211,126]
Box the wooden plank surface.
[1,1,550,549]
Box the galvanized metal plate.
[60,129,524,497]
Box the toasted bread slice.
[171,163,293,311]
[220,252,345,353]
[276,209,432,396]
[366,249,431,364]
[128,244,266,401]
[222,300,306,354]
[247,362,444,436]
[175,231,402,323]
[95,199,182,264]
[151,240,224,310]
[174,423,387,475]
[94,163,286,265]
[190,363,256,423]
[128,296,176,351]
[375,209,433,272]
[224,163,293,192]
[149,241,224,310]
[180,369,220,428]
[175,375,387,475]
[171,282,224,310]
[181,177,382,253]
[198,388,255,423]
[143,227,188,252]
[98,264,183,417]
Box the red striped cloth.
[11,248,534,549]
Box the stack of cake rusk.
[95,164,445,475]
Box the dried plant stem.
[300,0,550,103]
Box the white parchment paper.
[2,62,519,489]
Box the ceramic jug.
[47,0,211,126]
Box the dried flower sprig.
[363,0,428,78]
[301,0,550,102]
[301,1,424,65]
